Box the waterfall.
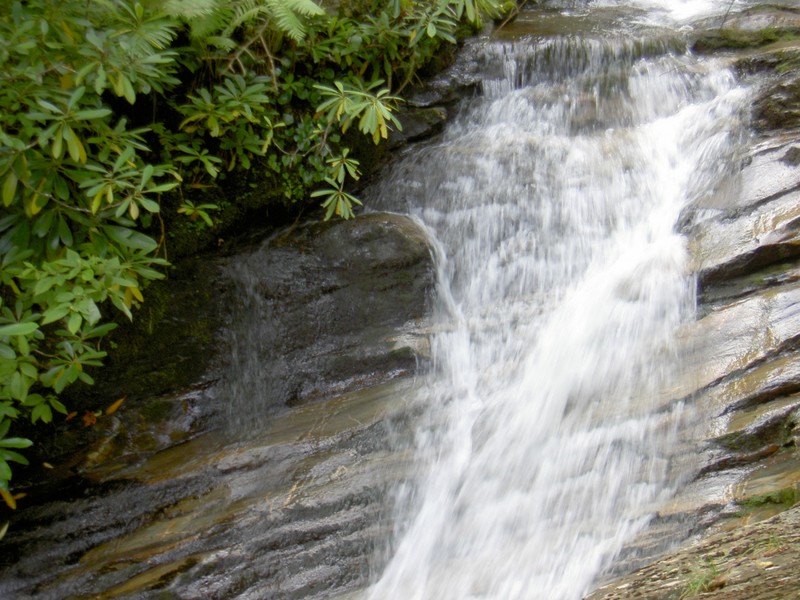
[365,5,750,600]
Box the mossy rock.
[693,28,799,54]
[738,486,800,512]
[692,5,800,54]
[735,42,800,75]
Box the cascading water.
[364,4,750,599]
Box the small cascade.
[366,7,750,599]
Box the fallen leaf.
[0,488,16,510]
[82,411,97,428]
[65,411,78,421]
[0,522,8,541]
[105,397,126,416]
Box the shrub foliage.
[0,0,508,492]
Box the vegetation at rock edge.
[0,0,514,512]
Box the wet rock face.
[691,6,800,133]
[387,106,449,148]
[0,213,435,599]
[752,71,800,132]
[588,8,800,599]
[223,212,435,411]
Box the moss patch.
[739,487,800,512]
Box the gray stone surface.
[587,9,800,598]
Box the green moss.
[138,398,176,423]
[740,487,800,511]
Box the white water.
[366,5,750,600]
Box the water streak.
[366,8,749,600]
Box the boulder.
[692,6,800,54]
[222,212,435,416]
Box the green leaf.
[41,305,70,325]
[51,126,64,160]
[147,182,178,194]
[139,198,160,212]
[19,362,37,379]
[74,108,112,121]
[0,405,19,420]
[67,312,82,334]
[32,210,55,238]
[121,75,136,104]
[9,372,27,401]
[0,450,28,465]
[36,98,61,114]
[0,438,33,449]
[67,86,86,110]
[0,323,37,337]
[103,225,158,252]
[17,334,30,357]
[50,398,67,415]
[466,0,476,23]
[84,323,117,339]
[56,216,73,247]
[2,171,18,206]
[62,125,86,163]
[141,164,154,187]
[31,403,52,424]
[0,449,28,465]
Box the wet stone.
[0,213,435,600]
[690,187,800,287]
[388,107,449,148]
[692,6,800,54]
[222,212,435,417]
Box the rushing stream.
[364,2,750,598]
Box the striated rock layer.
[0,213,436,600]
[588,5,800,599]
